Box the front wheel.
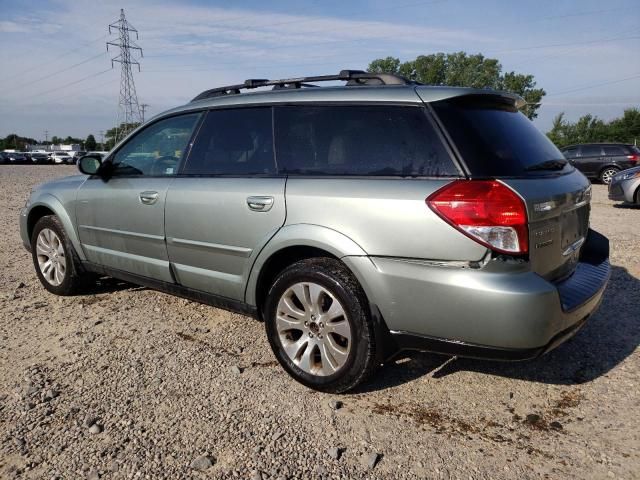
[264,258,377,393]
[31,215,93,295]
[600,167,618,185]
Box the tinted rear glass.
[274,105,458,176]
[184,107,275,175]
[431,97,566,177]
[602,145,626,156]
[563,147,579,158]
[581,145,602,157]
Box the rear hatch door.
[429,94,591,280]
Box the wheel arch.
[26,195,85,261]
[245,224,369,315]
[598,164,620,178]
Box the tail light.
[626,154,638,164]
[427,180,528,254]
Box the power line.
[145,0,451,59]
[3,34,108,82]
[531,6,634,22]
[143,0,447,48]
[27,68,114,100]
[24,77,118,107]
[492,33,640,55]
[547,73,640,97]
[4,52,107,93]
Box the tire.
[30,215,92,295]
[264,257,377,393]
[600,167,618,185]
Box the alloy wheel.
[601,168,617,185]
[36,228,67,286]
[276,282,352,376]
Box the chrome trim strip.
[562,237,586,257]
[380,257,475,269]
[79,225,164,241]
[168,237,253,257]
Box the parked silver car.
[608,165,640,204]
[19,70,610,392]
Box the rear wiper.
[525,159,568,171]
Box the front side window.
[562,147,579,159]
[111,113,201,176]
[183,107,275,175]
[274,105,458,176]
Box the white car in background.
[50,151,72,164]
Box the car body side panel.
[165,177,287,301]
[76,177,175,282]
[20,175,87,259]
[283,178,488,261]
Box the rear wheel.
[264,257,377,393]
[31,215,93,295]
[600,167,618,185]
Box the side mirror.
[78,155,102,175]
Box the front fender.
[24,193,85,261]
[244,223,368,306]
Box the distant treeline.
[547,108,640,148]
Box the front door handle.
[247,196,274,212]
[139,191,159,205]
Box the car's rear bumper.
[344,229,610,358]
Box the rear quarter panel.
[283,178,488,260]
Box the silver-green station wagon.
[20,70,610,392]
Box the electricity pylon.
[107,9,143,143]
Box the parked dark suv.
[560,143,639,185]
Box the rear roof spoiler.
[415,86,526,109]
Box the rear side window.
[602,145,626,156]
[431,97,566,177]
[184,107,275,175]
[274,105,458,176]
[581,145,602,157]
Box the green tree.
[1,133,37,150]
[368,52,545,119]
[104,122,140,150]
[546,108,640,148]
[85,134,97,151]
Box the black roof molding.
[191,69,419,102]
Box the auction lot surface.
[0,165,638,480]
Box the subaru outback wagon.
[20,70,610,393]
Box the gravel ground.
[0,165,638,480]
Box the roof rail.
[190,69,418,102]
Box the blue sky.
[1,0,638,141]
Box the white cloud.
[0,0,638,138]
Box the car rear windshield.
[431,96,566,177]
[274,105,459,177]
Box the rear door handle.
[247,196,274,212]
[139,191,159,205]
